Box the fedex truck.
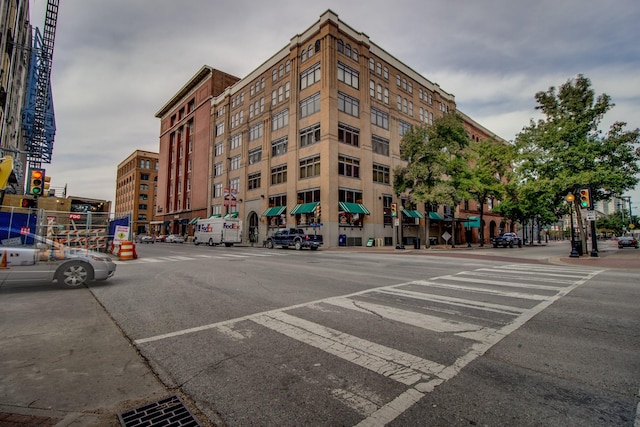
[193,217,242,247]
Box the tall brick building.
[154,10,506,247]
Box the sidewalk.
[0,244,636,426]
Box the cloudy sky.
[29,0,640,211]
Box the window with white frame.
[230,155,240,170]
[272,109,288,131]
[214,162,223,177]
[249,123,263,141]
[300,62,321,90]
[300,92,320,118]
[230,133,242,150]
[215,142,224,156]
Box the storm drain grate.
[118,395,201,427]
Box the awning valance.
[338,202,370,215]
[402,209,423,219]
[188,217,200,225]
[262,206,286,217]
[290,202,319,215]
[428,212,444,221]
[466,216,481,228]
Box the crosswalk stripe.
[252,311,447,385]
[378,288,528,315]
[443,274,565,291]
[324,297,485,333]
[470,270,576,284]
[412,279,549,301]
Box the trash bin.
[339,234,347,246]
[414,238,420,249]
[572,240,583,256]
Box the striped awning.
[338,202,370,215]
[428,212,444,221]
[290,202,319,215]
[402,209,423,219]
[224,212,239,219]
[188,217,200,225]
[262,206,286,217]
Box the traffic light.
[315,204,321,218]
[26,168,45,196]
[21,198,37,208]
[43,175,51,195]
[579,187,592,209]
[391,203,397,217]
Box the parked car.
[156,235,167,242]
[0,240,117,288]
[491,232,522,248]
[140,235,155,244]
[265,228,323,250]
[617,236,638,249]
[165,234,185,243]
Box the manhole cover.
[118,395,201,426]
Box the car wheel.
[509,241,514,248]
[310,246,318,251]
[194,238,199,245]
[208,238,214,247]
[493,244,498,248]
[56,261,94,288]
[267,240,274,249]
[294,240,302,251]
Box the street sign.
[586,211,596,221]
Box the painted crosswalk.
[134,263,604,426]
[113,250,290,265]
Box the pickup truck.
[492,232,522,248]
[266,228,323,250]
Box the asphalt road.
[84,241,639,426]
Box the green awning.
[224,212,239,219]
[466,216,481,228]
[209,214,222,218]
[290,202,319,215]
[188,217,200,225]
[402,209,423,219]
[262,206,286,217]
[338,202,370,215]
[428,212,444,221]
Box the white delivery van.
[193,217,242,247]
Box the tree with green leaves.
[464,138,513,245]
[515,74,640,254]
[394,113,470,247]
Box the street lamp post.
[565,193,580,258]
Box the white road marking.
[443,274,566,291]
[252,311,446,385]
[412,279,550,301]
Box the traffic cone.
[0,250,8,269]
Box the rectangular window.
[248,172,261,190]
[248,147,262,165]
[271,165,287,185]
[372,135,390,156]
[299,155,321,179]
[338,92,359,117]
[300,92,321,118]
[230,177,240,193]
[337,62,359,89]
[300,62,321,90]
[338,155,360,178]
[398,120,411,136]
[338,123,359,147]
[249,123,263,141]
[140,173,149,181]
[271,136,288,157]
[297,189,320,203]
[230,133,242,149]
[214,162,223,177]
[383,194,393,225]
[373,163,390,184]
[371,108,389,129]
[215,142,224,156]
[300,123,320,147]
[216,122,224,136]
[214,183,223,198]
[230,155,241,170]
[272,109,289,131]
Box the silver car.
[165,234,185,243]
[0,244,117,288]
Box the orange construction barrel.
[119,241,134,260]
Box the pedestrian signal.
[579,188,592,209]
[21,198,37,208]
[27,168,45,196]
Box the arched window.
[315,40,320,53]
[285,60,291,73]
[308,45,313,58]
[345,43,351,58]
[272,69,277,81]
[278,64,284,77]
[301,49,307,62]
[352,48,358,61]
[337,39,344,53]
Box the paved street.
[1,241,639,426]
